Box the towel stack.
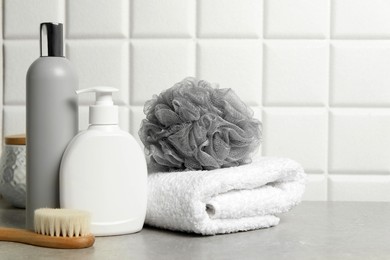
[145,157,306,235]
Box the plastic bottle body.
[26,57,78,230]
[60,126,147,236]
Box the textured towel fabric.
[145,157,306,235]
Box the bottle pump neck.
[76,86,119,125]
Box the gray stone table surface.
[0,198,389,260]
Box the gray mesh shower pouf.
[138,77,262,172]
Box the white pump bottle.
[60,86,147,236]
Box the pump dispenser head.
[76,86,119,125]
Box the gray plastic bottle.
[26,23,78,230]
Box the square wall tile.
[302,174,327,201]
[329,175,390,201]
[132,0,195,38]
[4,41,39,105]
[330,42,390,106]
[131,40,195,105]
[130,106,145,148]
[119,107,130,132]
[78,106,89,131]
[198,40,262,106]
[329,109,390,173]
[198,0,262,38]
[264,0,329,38]
[4,0,64,38]
[67,41,129,105]
[79,106,130,132]
[3,106,25,136]
[67,0,129,38]
[262,108,327,173]
[264,41,328,106]
[332,0,390,38]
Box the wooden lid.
[5,134,26,145]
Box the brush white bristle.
[34,208,91,238]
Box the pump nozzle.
[77,86,119,125]
[76,86,118,106]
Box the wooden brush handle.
[0,227,95,249]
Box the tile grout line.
[129,0,132,39]
[63,0,67,42]
[326,0,333,201]
[260,0,266,156]
[128,0,132,131]
[1,0,4,143]
[8,37,390,41]
[194,0,198,79]
[128,0,134,133]
[7,102,390,109]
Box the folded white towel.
[145,157,306,235]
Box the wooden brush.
[0,208,95,249]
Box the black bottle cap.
[40,23,64,57]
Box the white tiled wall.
[2,0,390,201]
